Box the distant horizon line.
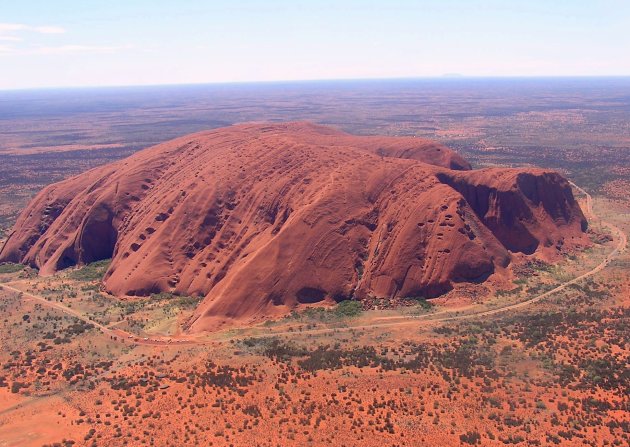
[2,74,630,93]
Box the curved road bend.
[232,183,627,338]
[0,183,626,343]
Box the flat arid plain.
[0,78,628,447]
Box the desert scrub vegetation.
[334,300,363,317]
[433,303,629,397]
[45,320,96,345]
[282,299,364,324]
[151,292,203,310]
[460,430,482,445]
[405,296,434,313]
[68,259,111,281]
[114,297,151,315]
[257,337,497,377]
[0,262,25,274]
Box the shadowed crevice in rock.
[296,287,327,304]
[78,203,117,263]
[435,170,585,255]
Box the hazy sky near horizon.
[1,0,629,90]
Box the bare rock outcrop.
[0,122,588,330]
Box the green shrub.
[0,263,25,274]
[169,295,203,309]
[460,431,481,445]
[406,296,433,310]
[334,300,363,317]
[69,259,111,281]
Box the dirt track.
[0,283,195,346]
[0,184,626,344]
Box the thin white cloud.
[0,23,66,35]
[0,45,15,53]
[33,44,126,55]
[33,26,66,34]
[0,44,134,56]
[0,23,26,33]
[0,23,120,57]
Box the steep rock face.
[436,169,588,254]
[0,122,588,331]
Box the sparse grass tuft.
[0,262,25,274]
[69,259,111,281]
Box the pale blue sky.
[1,0,629,89]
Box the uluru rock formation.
[0,122,588,331]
